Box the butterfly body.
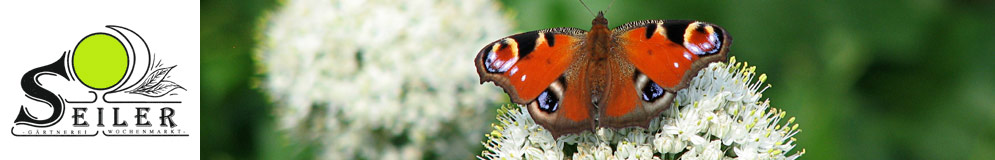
[476,12,731,138]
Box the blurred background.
[202,0,995,159]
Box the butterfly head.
[593,11,608,26]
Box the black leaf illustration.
[127,65,185,97]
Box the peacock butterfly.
[474,11,731,138]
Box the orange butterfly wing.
[599,20,732,128]
[475,28,597,137]
[476,28,581,104]
[617,20,731,91]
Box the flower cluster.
[255,0,512,159]
[481,57,805,160]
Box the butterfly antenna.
[606,0,616,15]
[578,0,596,17]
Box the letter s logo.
[15,54,70,127]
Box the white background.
[0,1,199,159]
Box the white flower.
[480,57,805,159]
[255,0,512,159]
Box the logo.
[12,25,188,136]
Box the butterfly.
[474,11,732,138]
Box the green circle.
[73,33,128,90]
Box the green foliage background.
[201,0,995,159]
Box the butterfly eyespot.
[684,23,722,56]
[482,42,519,73]
[641,81,666,102]
[536,90,560,113]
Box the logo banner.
[0,1,199,159]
